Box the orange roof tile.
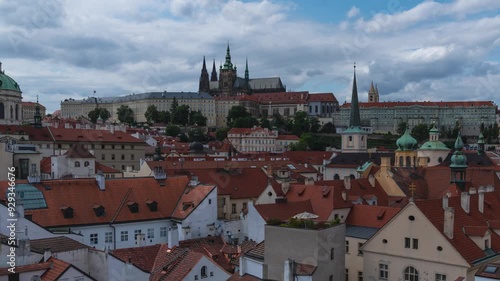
[171,184,215,220]
[41,257,72,281]
[345,205,401,228]
[0,176,192,227]
[0,262,51,275]
[111,244,164,273]
[47,127,145,143]
[63,143,95,159]
[150,247,204,281]
[306,93,337,102]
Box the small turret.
[477,132,485,155]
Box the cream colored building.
[228,126,299,153]
[22,101,46,124]
[0,139,42,181]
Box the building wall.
[183,255,231,281]
[240,256,264,279]
[264,224,346,281]
[22,103,46,124]
[178,187,218,240]
[345,236,366,281]
[0,269,46,281]
[245,203,266,243]
[0,89,23,125]
[323,166,358,181]
[57,266,94,281]
[362,203,470,281]
[108,254,150,281]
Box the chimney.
[284,259,294,281]
[64,123,70,129]
[368,174,375,187]
[266,165,273,177]
[95,173,105,191]
[135,233,145,247]
[469,187,476,194]
[442,194,449,209]
[44,248,52,262]
[460,192,470,214]
[344,176,351,190]
[478,186,485,214]
[305,177,313,186]
[444,207,454,239]
[281,181,290,195]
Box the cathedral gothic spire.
[198,56,210,93]
[210,59,218,81]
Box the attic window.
[146,200,158,212]
[61,206,74,219]
[127,202,139,213]
[182,202,193,211]
[93,205,105,217]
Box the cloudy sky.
[1,0,499,113]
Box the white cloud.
[347,6,360,18]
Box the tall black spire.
[198,56,210,93]
[34,95,42,128]
[210,59,218,81]
[349,64,361,128]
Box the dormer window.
[61,206,73,218]
[75,161,81,167]
[93,204,105,217]
[127,202,139,213]
[182,202,193,211]
[146,200,158,212]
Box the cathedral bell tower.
[219,44,237,96]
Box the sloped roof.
[245,241,265,261]
[46,127,145,143]
[63,143,95,159]
[41,257,72,281]
[254,200,314,221]
[306,93,337,102]
[171,184,216,220]
[0,262,51,275]
[415,191,500,265]
[327,152,395,167]
[0,176,192,227]
[345,205,401,228]
[111,244,164,273]
[284,151,333,166]
[31,236,89,254]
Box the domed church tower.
[395,127,418,167]
[0,62,23,125]
[450,130,468,191]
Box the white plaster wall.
[241,257,264,279]
[0,269,45,281]
[246,203,265,243]
[0,204,55,240]
[58,266,94,281]
[323,166,358,181]
[108,254,150,281]
[179,187,218,240]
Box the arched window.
[15,104,18,120]
[334,174,340,180]
[75,161,81,167]
[406,156,411,167]
[84,161,90,167]
[404,266,419,281]
[350,174,355,179]
[201,266,207,278]
[438,157,443,163]
[399,156,404,167]
[0,102,4,119]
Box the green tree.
[116,105,134,124]
[319,122,336,134]
[215,128,229,141]
[309,118,321,133]
[145,105,160,123]
[232,116,259,128]
[411,123,429,142]
[171,105,190,125]
[170,97,179,113]
[397,121,407,135]
[227,105,251,127]
[165,125,181,137]
[259,116,271,130]
[272,113,287,131]
[158,110,171,124]
[190,111,207,126]
[179,133,189,142]
[88,107,111,124]
[188,128,207,142]
[291,111,310,136]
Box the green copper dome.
[477,132,485,144]
[450,131,467,168]
[0,64,21,92]
[454,131,464,150]
[396,128,417,151]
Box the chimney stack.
[444,207,454,239]
[95,173,105,191]
[344,176,351,190]
[284,259,294,281]
[478,186,485,213]
[368,174,375,187]
[460,192,470,214]
[442,194,449,209]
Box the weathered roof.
[345,225,380,239]
[111,244,164,273]
[245,241,265,261]
[31,236,89,253]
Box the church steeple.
[198,56,210,93]
[34,95,42,128]
[223,43,233,70]
[349,64,361,128]
[210,59,218,81]
[245,58,249,81]
[450,130,467,191]
[368,80,379,103]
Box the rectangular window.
[121,154,125,160]
[358,271,363,281]
[345,269,348,281]
[101,154,105,160]
[485,239,490,249]
[345,240,349,253]
[111,154,115,160]
[232,204,236,214]
[243,202,247,210]
[413,238,419,249]
[74,277,84,281]
[329,275,333,281]
[405,237,411,248]
[131,154,135,160]
[330,248,334,260]
[435,273,446,281]
[134,229,142,240]
[379,263,388,280]
[147,228,154,239]
[121,231,128,242]
[358,242,363,256]
[102,145,105,149]
[160,227,167,237]
[90,233,98,245]
[105,232,113,243]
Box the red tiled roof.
[41,257,72,281]
[252,92,309,104]
[295,262,317,275]
[228,272,262,280]
[345,205,401,228]
[41,157,51,174]
[95,162,121,174]
[284,151,333,166]
[178,236,233,272]
[31,236,89,253]
[463,226,489,237]
[254,200,314,221]
[276,135,299,141]
[228,127,276,136]
[341,101,495,108]
[171,184,216,220]
[245,241,265,260]
[111,244,163,273]
[0,176,191,227]
[415,191,500,265]
[0,262,51,275]
[64,143,95,159]
[46,127,145,143]
[150,247,210,281]
[306,93,337,102]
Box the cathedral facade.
[199,45,286,96]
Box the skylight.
[484,266,498,274]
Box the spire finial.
[36,95,39,104]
